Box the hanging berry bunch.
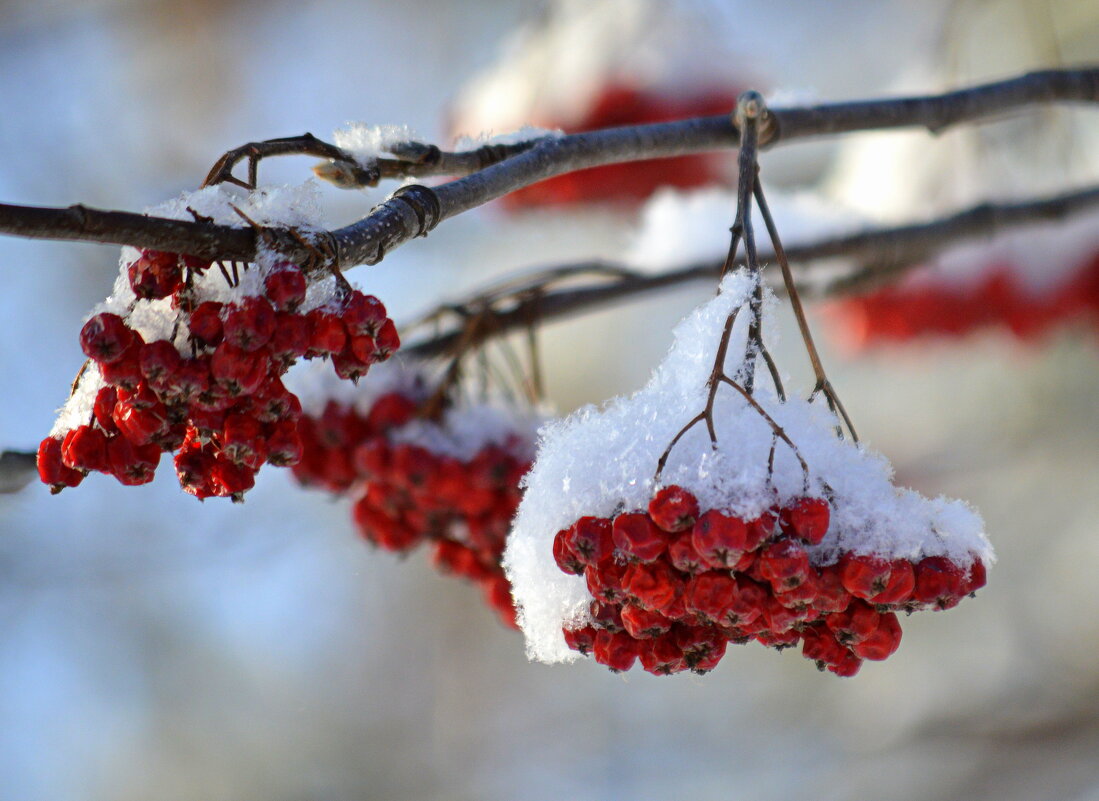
[289,360,543,629]
[505,94,993,677]
[831,218,1099,346]
[37,183,398,501]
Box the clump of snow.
[333,123,421,167]
[626,187,867,273]
[505,270,992,663]
[286,358,545,463]
[451,126,563,152]
[48,363,105,439]
[763,87,821,108]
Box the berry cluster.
[834,254,1099,347]
[555,485,987,677]
[38,249,398,500]
[291,383,534,627]
[503,86,739,209]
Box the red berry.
[263,264,307,312]
[210,456,256,500]
[592,630,639,672]
[570,516,615,565]
[268,313,311,370]
[826,599,881,645]
[374,319,400,360]
[107,436,160,485]
[589,600,625,632]
[266,419,303,467]
[331,347,372,382]
[553,529,585,575]
[563,625,597,656]
[867,559,915,605]
[691,509,750,568]
[684,571,737,624]
[127,250,182,299]
[305,310,347,356]
[639,633,686,675]
[912,556,964,609]
[37,436,85,492]
[93,386,119,433]
[851,611,902,661]
[611,512,667,562]
[722,576,766,628]
[622,560,681,612]
[210,342,268,396]
[188,302,224,347]
[801,626,848,669]
[813,564,852,614]
[648,485,699,532]
[61,425,109,473]
[80,313,136,364]
[620,604,672,638]
[340,291,388,337]
[783,497,830,545]
[139,340,183,388]
[667,532,706,575]
[112,397,167,445]
[840,553,894,600]
[960,558,988,596]
[585,561,629,605]
[759,539,812,590]
[223,297,276,352]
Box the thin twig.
[753,178,858,441]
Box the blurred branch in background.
[402,182,1099,357]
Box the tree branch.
[401,183,1099,358]
[0,450,37,495]
[0,68,1096,269]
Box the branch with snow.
[0,69,1096,269]
[401,182,1099,359]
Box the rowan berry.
[648,485,699,532]
[611,512,667,562]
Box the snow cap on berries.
[505,270,992,664]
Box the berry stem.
[753,179,859,441]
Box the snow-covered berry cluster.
[39,252,396,499]
[505,270,993,676]
[554,485,986,676]
[39,182,398,500]
[289,365,540,627]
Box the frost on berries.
[287,362,543,628]
[39,182,397,501]
[504,271,993,676]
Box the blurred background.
[2,1,1099,799]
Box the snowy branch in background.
[0,68,1096,269]
[402,183,1099,358]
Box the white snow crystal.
[451,126,563,152]
[333,123,421,167]
[505,270,993,664]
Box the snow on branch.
[0,68,1096,270]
